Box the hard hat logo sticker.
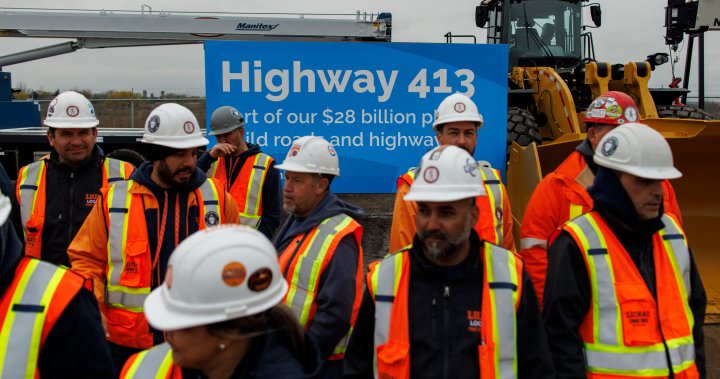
[289,144,301,157]
[148,115,160,133]
[183,121,195,134]
[423,166,440,183]
[66,106,80,117]
[205,211,220,226]
[464,158,479,177]
[327,145,336,157]
[222,262,247,287]
[230,108,240,119]
[166,266,173,289]
[601,136,619,157]
[248,268,273,292]
[624,107,638,122]
[454,102,466,113]
[88,102,96,117]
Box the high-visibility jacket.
[389,165,514,253]
[367,242,522,379]
[74,178,227,350]
[561,211,698,378]
[121,343,182,379]
[15,156,133,258]
[207,152,273,228]
[0,258,87,379]
[278,213,363,360]
[520,151,683,305]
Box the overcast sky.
[0,0,717,100]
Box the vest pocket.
[120,241,151,288]
[105,307,153,349]
[616,284,660,345]
[24,216,44,256]
[376,341,410,379]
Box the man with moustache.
[543,123,706,378]
[68,103,239,372]
[389,93,514,253]
[15,91,134,266]
[273,136,364,378]
[197,105,282,239]
[344,145,553,379]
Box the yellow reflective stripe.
[122,349,148,378]
[208,160,219,178]
[287,216,354,326]
[242,154,271,218]
[479,168,500,244]
[27,267,64,371]
[242,154,261,213]
[106,181,133,296]
[332,325,353,355]
[566,215,621,346]
[201,179,222,225]
[392,253,403,295]
[0,260,38,376]
[667,335,696,372]
[569,204,583,220]
[369,263,380,299]
[18,160,45,229]
[106,284,151,295]
[658,217,694,331]
[406,168,416,181]
[124,345,173,379]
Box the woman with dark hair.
[120,225,322,379]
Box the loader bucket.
[508,120,720,324]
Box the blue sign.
[205,41,508,193]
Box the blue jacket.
[274,192,364,360]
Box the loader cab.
[481,0,587,70]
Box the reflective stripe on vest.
[283,213,357,355]
[104,157,129,184]
[479,166,504,247]
[122,343,174,379]
[0,260,67,378]
[370,243,519,379]
[566,213,695,376]
[106,179,221,311]
[17,160,45,249]
[239,153,271,228]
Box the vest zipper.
[443,285,450,379]
[66,172,75,245]
[282,232,310,277]
[431,297,438,337]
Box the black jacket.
[544,167,707,378]
[181,329,323,379]
[274,192,364,363]
[197,143,282,239]
[41,147,108,266]
[343,231,554,379]
[0,219,114,378]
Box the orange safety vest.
[103,179,225,349]
[0,258,87,378]
[368,242,522,379]
[121,343,182,379]
[278,213,363,360]
[15,156,133,258]
[397,165,506,247]
[562,212,698,378]
[207,153,272,228]
[520,151,683,306]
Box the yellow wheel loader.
[475,0,720,322]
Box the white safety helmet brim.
[144,280,288,331]
[139,135,210,150]
[44,119,99,128]
[404,185,486,202]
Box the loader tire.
[507,107,541,159]
[656,105,714,120]
[107,148,146,168]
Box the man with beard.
[544,123,706,378]
[273,136,364,378]
[344,145,553,379]
[68,103,239,373]
[197,105,281,239]
[389,93,514,253]
[15,91,134,266]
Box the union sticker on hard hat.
[601,136,619,157]
[289,144,301,157]
[248,268,273,292]
[605,104,622,118]
[148,115,160,133]
[327,145,336,157]
[222,262,247,287]
[183,121,195,134]
[624,107,638,122]
[66,106,80,117]
[423,166,440,183]
[463,158,479,177]
[454,102,466,113]
[230,108,240,119]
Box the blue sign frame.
[205,41,508,193]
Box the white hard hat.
[140,103,209,149]
[0,194,10,226]
[404,145,487,202]
[275,136,340,176]
[43,91,99,128]
[432,93,484,131]
[208,106,245,136]
[593,122,682,180]
[144,225,288,331]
